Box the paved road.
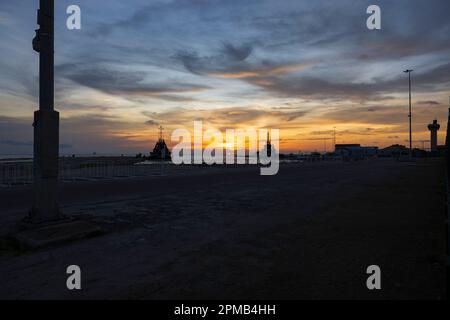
[0,159,446,299]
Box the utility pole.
[333,127,336,152]
[404,69,413,159]
[30,0,61,223]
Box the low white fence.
[0,162,34,185]
[0,160,171,186]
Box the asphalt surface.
[0,159,446,299]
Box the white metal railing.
[0,160,173,186]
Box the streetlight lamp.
[404,69,413,159]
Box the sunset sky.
[1,0,450,155]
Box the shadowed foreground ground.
[0,159,446,299]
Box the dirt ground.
[0,159,447,299]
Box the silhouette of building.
[428,119,440,152]
[266,131,272,157]
[150,126,171,160]
[380,144,408,157]
[380,144,428,158]
[334,144,378,160]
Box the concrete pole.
[30,0,61,223]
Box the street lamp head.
[404,69,413,73]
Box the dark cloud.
[142,105,309,128]
[244,61,450,101]
[59,114,150,154]
[3,142,73,149]
[222,43,253,61]
[174,47,255,76]
[174,44,313,86]
[145,119,159,126]
[175,42,255,76]
[0,116,33,152]
[0,140,32,147]
[0,117,73,154]
[174,51,203,75]
[56,63,209,100]
[417,100,441,106]
[320,105,406,125]
[318,101,448,132]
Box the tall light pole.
[30,0,61,223]
[404,69,413,159]
[333,127,336,152]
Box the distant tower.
[266,131,272,157]
[158,125,164,140]
[428,120,440,152]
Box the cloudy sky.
[1,0,449,155]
